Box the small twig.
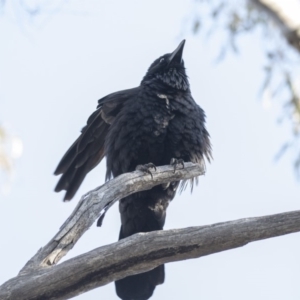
[250,0,300,53]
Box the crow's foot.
[136,163,157,179]
[170,158,184,173]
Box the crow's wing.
[54,87,140,201]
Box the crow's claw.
[170,158,185,173]
[136,163,157,179]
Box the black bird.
[54,40,212,300]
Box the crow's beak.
[168,40,185,65]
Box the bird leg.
[170,158,185,173]
[136,163,157,179]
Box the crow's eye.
[159,58,164,63]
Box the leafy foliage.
[0,126,22,194]
[191,0,300,173]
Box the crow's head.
[142,40,189,91]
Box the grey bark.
[18,162,205,275]
[1,162,300,300]
[250,0,300,52]
[1,210,300,299]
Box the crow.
[54,40,212,300]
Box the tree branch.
[2,162,300,299]
[19,162,205,274]
[1,210,300,300]
[250,0,300,53]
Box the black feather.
[54,40,212,300]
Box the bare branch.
[1,210,300,300]
[1,162,300,299]
[20,162,205,274]
[250,0,300,53]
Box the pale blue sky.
[0,1,300,299]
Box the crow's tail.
[115,185,175,300]
[115,265,164,300]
